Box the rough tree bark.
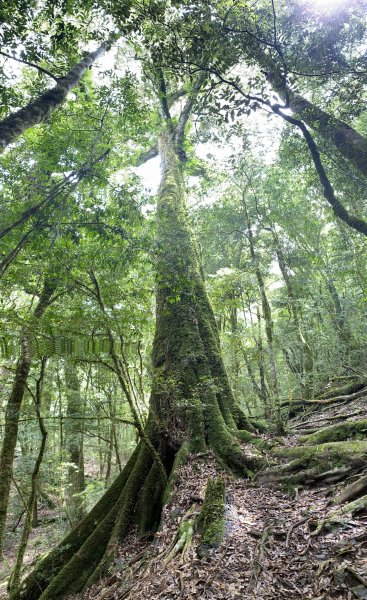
[0,276,57,557]
[228,304,241,400]
[20,77,257,600]
[251,46,367,179]
[65,361,85,524]
[0,42,109,153]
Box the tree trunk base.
[20,422,259,600]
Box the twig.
[286,516,309,548]
[0,50,58,81]
[345,565,367,588]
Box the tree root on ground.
[163,513,196,565]
[299,419,367,445]
[333,474,367,505]
[273,440,367,461]
[285,385,367,408]
[318,379,367,400]
[291,409,364,431]
[311,494,367,536]
[268,440,367,486]
[162,477,226,563]
[197,477,225,557]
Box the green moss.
[36,445,153,600]
[205,397,248,475]
[251,419,269,433]
[20,444,141,600]
[318,380,365,400]
[197,478,225,556]
[164,517,195,564]
[186,397,206,453]
[273,439,367,460]
[136,462,165,535]
[233,429,255,443]
[300,420,367,445]
[233,429,270,451]
[163,441,190,507]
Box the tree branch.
[0,51,58,81]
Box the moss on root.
[197,477,225,556]
[20,444,141,600]
[164,516,195,564]
[33,445,153,600]
[136,462,166,535]
[250,419,269,433]
[205,399,258,475]
[233,429,271,450]
[270,439,367,485]
[318,380,366,400]
[163,441,190,507]
[311,494,367,536]
[300,419,367,445]
[273,439,367,461]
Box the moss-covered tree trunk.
[20,111,258,599]
[0,277,57,557]
[0,43,109,153]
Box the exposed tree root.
[163,506,197,565]
[287,386,367,408]
[20,420,257,600]
[273,439,367,461]
[291,409,364,431]
[269,440,367,486]
[299,419,367,445]
[197,477,225,557]
[318,380,367,400]
[37,443,154,600]
[311,494,367,536]
[333,474,367,505]
[19,445,141,600]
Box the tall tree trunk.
[240,198,280,419]
[253,47,367,178]
[324,277,352,345]
[8,358,48,600]
[272,231,315,397]
[228,305,241,400]
[241,342,268,411]
[0,43,109,153]
[242,298,270,417]
[255,306,271,419]
[20,114,258,600]
[64,361,85,525]
[0,276,57,557]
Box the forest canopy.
[0,0,367,599]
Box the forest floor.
[1,395,367,599]
[78,394,367,600]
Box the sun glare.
[305,0,345,12]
